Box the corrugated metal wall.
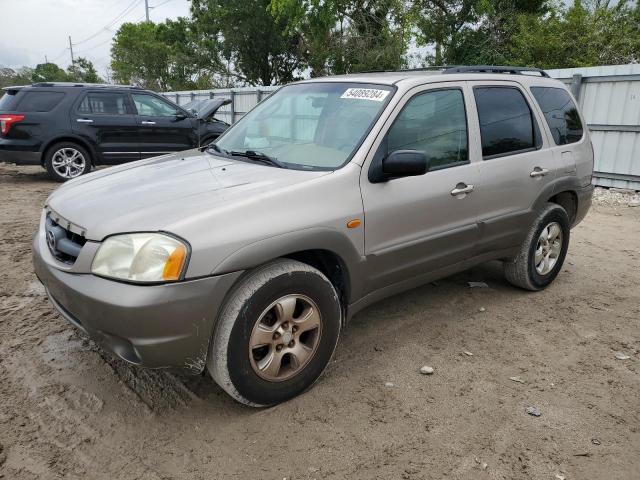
[547,65,640,191]
[162,86,278,124]
[164,64,640,191]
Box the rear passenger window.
[387,89,468,169]
[531,87,583,145]
[17,92,65,112]
[474,87,536,158]
[78,92,128,115]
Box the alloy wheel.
[535,221,563,275]
[249,294,322,382]
[51,148,86,179]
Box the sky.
[0,0,190,77]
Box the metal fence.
[164,64,640,190]
[547,65,640,191]
[162,86,278,125]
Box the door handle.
[141,121,156,126]
[450,183,474,196]
[530,167,550,178]
[76,118,93,123]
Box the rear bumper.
[0,139,42,164]
[573,183,594,227]
[32,233,242,372]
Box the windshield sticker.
[341,88,390,102]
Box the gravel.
[593,187,640,207]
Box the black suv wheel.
[45,142,92,182]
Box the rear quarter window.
[16,91,66,112]
[0,90,21,111]
[531,86,584,145]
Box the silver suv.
[33,66,593,406]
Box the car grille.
[45,212,87,264]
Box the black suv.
[0,82,230,181]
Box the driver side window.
[388,89,468,170]
[132,93,180,117]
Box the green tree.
[111,19,216,90]
[271,0,410,76]
[190,0,301,86]
[503,0,640,68]
[32,62,68,82]
[0,67,34,98]
[67,57,103,83]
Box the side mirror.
[174,112,188,121]
[381,150,429,179]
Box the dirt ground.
[0,163,638,480]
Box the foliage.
[67,57,103,83]
[190,0,301,86]
[6,0,640,93]
[270,0,410,76]
[413,0,640,68]
[32,62,69,82]
[110,19,213,90]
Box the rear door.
[71,90,140,164]
[131,92,196,158]
[467,81,559,254]
[360,83,481,294]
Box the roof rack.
[30,82,144,89]
[442,65,549,77]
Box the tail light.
[0,114,25,135]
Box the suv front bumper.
[32,232,242,373]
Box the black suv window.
[17,91,65,112]
[132,93,180,117]
[0,90,21,110]
[388,89,468,169]
[474,87,536,158]
[531,87,583,145]
[78,92,129,115]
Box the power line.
[75,37,115,55]
[152,0,176,10]
[73,0,143,46]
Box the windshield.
[215,82,394,170]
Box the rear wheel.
[45,142,91,182]
[208,259,341,406]
[504,203,570,291]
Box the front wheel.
[504,203,570,291]
[45,142,92,182]
[208,259,341,406]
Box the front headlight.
[91,233,188,283]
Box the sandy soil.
[0,163,638,480]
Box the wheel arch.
[533,177,582,226]
[41,136,97,166]
[211,227,366,309]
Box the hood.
[195,98,231,120]
[46,149,330,241]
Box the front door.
[131,93,196,158]
[467,82,560,254]
[71,90,140,164]
[360,84,481,294]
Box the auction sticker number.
[341,88,390,102]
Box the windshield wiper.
[203,143,228,155]
[229,150,287,169]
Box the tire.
[45,142,92,182]
[208,259,341,406]
[504,203,570,291]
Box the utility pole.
[68,35,75,66]
[45,55,48,64]
[144,0,150,21]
